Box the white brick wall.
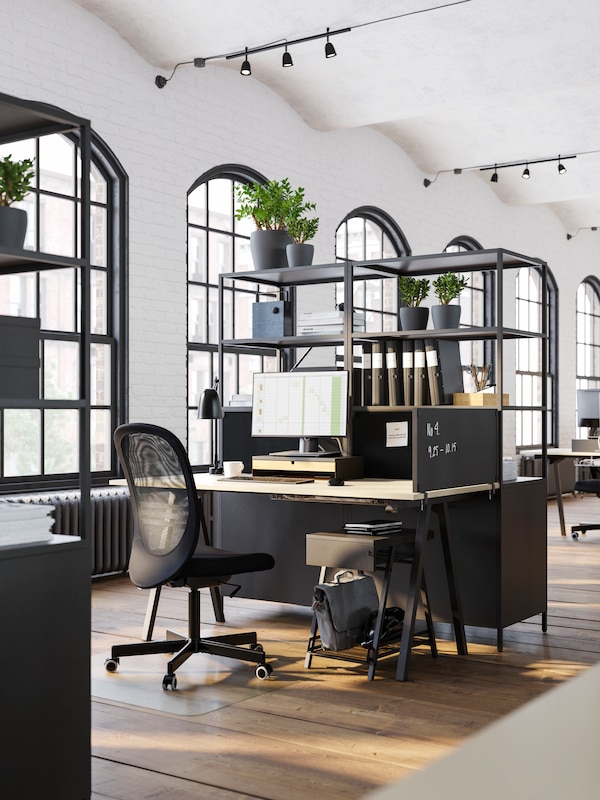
[1,0,598,446]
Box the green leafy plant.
[287,215,319,244]
[432,272,469,304]
[398,275,430,307]
[0,154,35,207]
[235,178,316,231]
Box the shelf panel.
[352,326,546,342]
[0,249,86,274]
[221,248,547,288]
[222,334,344,349]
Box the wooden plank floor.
[90,493,600,800]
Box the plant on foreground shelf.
[398,275,430,307]
[235,178,317,232]
[432,272,469,304]
[0,154,35,206]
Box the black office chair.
[104,423,275,689]
[571,467,600,539]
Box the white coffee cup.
[223,460,244,478]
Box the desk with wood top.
[522,448,600,536]
[165,475,495,681]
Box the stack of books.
[297,309,365,336]
[343,518,404,535]
[0,502,55,547]
[229,393,252,407]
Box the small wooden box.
[453,392,508,407]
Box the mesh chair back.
[114,424,200,588]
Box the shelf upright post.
[496,250,504,482]
[78,118,92,548]
[343,259,354,455]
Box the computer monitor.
[251,370,349,457]
[576,389,600,429]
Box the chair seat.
[574,480,600,495]
[184,545,275,578]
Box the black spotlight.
[282,47,293,67]
[240,48,251,76]
[558,159,567,174]
[522,164,530,179]
[155,75,167,89]
[325,27,336,58]
[490,166,499,183]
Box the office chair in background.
[104,423,275,689]
[571,464,600,539]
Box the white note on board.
[386,420,409,447]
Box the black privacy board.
[352,407,498,491]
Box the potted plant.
[235,178,316,269]
[398,275,430,330]
[0,153,35,249]
[286,214,319,267]
[431,272,469,329]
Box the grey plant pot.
[250,229,293,270]
[0,206,27,249]
[286,243,314,268]
[399,306,429,331]
[431,304,461,330]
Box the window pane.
[188,183,207,227]
[40,269,76,331]
[91,409,112,471]
[188,228,207,282]
[208,178,233,232]
[44,340,79,400]
[91,343,111,405]
[0,273,36,316]
[188,350,211,406]
[188,284,207,343]
[39,135,75,195]
[189,410,211,466]
[91,204,107,267]
[4,409,40,476]
[44,409,78,473]
[90,162,107,204]
[90,268,107,335]
[40,195,76,256]
[234,236,252,272]
[208,231,233,284]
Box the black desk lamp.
[198,378,224,474]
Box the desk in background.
[522,448,600,536]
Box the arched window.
[187,166,277,467]
[0,130,126,488]
[576,277,600,434]
[515,267,557,448]
[335,206,410,331]
[443,236,494,391]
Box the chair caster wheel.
[104,657,119,673]
[250,643,264,653]
[255,663,273,680]
[162,674,177,691]
[572,531,579,539]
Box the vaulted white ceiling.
[73,0,600,234]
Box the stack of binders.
[356,337,464,407]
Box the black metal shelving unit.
[0,91,92,798]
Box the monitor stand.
[269,437,341,459]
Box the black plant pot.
[0,206,27,249]
[250,229,293,270]
[399,306,429,331]
[286,243,314,267]
[431,304,461,330]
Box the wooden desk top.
[110,475,495,502]
[522,448,600,459]
[191,474,495,502]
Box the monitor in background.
[251,370,348,457]
[577,389,600,432]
